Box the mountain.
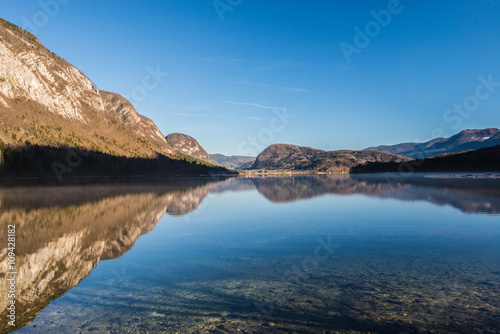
[251,144,410,173]
[165,133,220,166]
[368,128,500,158]
[0,18,234,177]
[0,19,177,158]
[209,154,256,169]
[351,144,500,173]
[100,91,172,152]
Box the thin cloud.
[246,59,308,72]
[195,56,246,63]
[279,86,311,93]
[244,116,265,121]
[237,81,272,88]
[178,126,230,132]
[237,81,311,93]
[223,100,288,112]
[168,112,233,119]
[169,112,194,117]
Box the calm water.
[1,175,500,334]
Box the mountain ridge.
[0,18,174,158]
[368,128,500,158]
[0,18,235,178]
[250,143,411,173]
[209,154,255,169]
[1,17,498,178]
[165,133,220,166]
[351,144,500,173]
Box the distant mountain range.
[163,134,256,169]
[352,144,500,174]
[250,144,410,173]
[237,128,500,173]
[169,129,500,174]
[162,135,256,170]
[209,154,255,169]
[0,17,498,178]
[368,128,500,158]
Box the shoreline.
[2,171,500,186]
[425,173,500,179]
[0,174,237,187]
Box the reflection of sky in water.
[10,176,500,333]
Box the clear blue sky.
[1,1,500,155]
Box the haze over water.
[1,174,500,333]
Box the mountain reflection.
[1,174,499,332]
[217,175,500,214]
[0,178,224,333]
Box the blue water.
[6,175,500,333]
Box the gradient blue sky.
[1,0,500,155]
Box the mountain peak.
[252,143,409,172]
[166,133,220,166]
[0,17,173,158]
[0,18,41,46]
[458,127,498,135]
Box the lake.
[1,174,499,333]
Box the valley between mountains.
[0,18,498,179]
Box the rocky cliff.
[0,18,173,158]
[100,91,173,153]
[166,133,220,166]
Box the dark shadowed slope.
[351,144,500,174]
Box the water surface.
[1,175,499,333]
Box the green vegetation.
[350,145,500,173]
[252,144,409,174]
[0,18,40,45]
[0,142,235,179]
